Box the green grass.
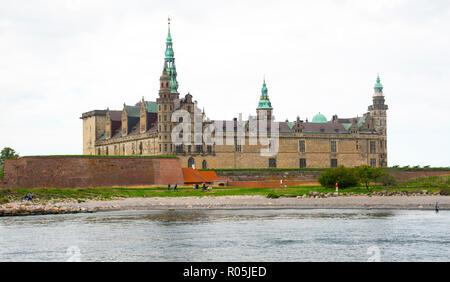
[400,174,450,188]
[0,185,443,204]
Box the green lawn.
[0,185,443,204]
[0,174,447,204]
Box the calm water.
[0,209,449,261]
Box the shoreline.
[1,195,448,216]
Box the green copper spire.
[374,74,383,94]
[257,78,272,109]
[163,17,178,93]
[165,17,174,60]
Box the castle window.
[164,144,167,152]
[330,140,337,153]
[164,104,167,111]
[164,115,167,121]
[299,158,306,168]
[370,141,376,154]
[234,139,241,152]
[106,147,108,155]
[269,158,277,168]
[97,148,101,155]
[196,145,203,153]
[380,140,384,148]
[202,160,207,169]
[166,82,169,87]
[188,157,195,168]
[139,142,143,155]
[370,158,376,167]
[176,145,183,153]
[207,145,213,154]
[330,159,338,168]
[179,117,183,123]
[299,140,305,153]
[159,144,161,152]
[123,145,125,155]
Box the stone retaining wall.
[1,156,184,188]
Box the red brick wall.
[1,157,184,188]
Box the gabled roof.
[126,105,140,118]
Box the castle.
[81,20,388,169]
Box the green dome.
[312,112,327,123]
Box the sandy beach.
[1,195,448,216]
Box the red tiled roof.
[182,168,229,184]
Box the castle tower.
[368,74,388,135]
[368,74,388,167]
[157,17,180,154]
[256,78,273,121]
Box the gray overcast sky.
[0,0,449,166]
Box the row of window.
[187,157,207,169]
[267,158,378,168]
[298,140,385,154]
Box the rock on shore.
[0,201,98,216]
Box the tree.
[355,165,382,191]
[318,166,359,189]
[0,147,19,166]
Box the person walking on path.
[167,184,171,191]
[174,184,178,191]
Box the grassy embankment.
[0,175,448,204]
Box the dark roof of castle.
[109,110,122,121]
[210,119,348,133]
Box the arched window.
[202,160,207,169]
[269,158,276,168]
[188,157,195,168]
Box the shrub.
[440,187,450,196]
[0,196,9,204]
[266,193,280,199]
[0,168,3,180]
[376,173,397,187]
[318,166,359,189]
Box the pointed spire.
[374,73,383,95]
[162,17,178,93]
[257,78,272,109]
[165,17,174,60]
[167,16,172,42]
